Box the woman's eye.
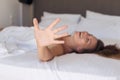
[85,38,89,43]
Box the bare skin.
[33,18,69,61]
[33,18,97,62]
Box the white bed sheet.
[0,51,118,80]
[0,26,120,80]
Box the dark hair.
[94,40,120,58]
[75,39,120,59]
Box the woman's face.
[72,31,97,52]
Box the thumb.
[33,18,40,30]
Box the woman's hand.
[33,18,69,47]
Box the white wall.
[0,0,33,28]
[0,0,21,28]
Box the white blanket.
[0,26,37,57]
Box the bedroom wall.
[0,0,33,29]
[0,0,20,28]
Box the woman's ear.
[77,47,83,52]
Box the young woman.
[33,18,120,62]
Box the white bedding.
[0,50,119,80]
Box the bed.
[0,0,120,80]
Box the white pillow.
[39,18,77,35]
[86,10,120,22]
[76,18,120,40]
[40,18,77,26]
[39,11,81,35]
[42,11,81,24]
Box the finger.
[54,33,69,39]
[33,18,40,30]
[47,18,60,30]
[53,40,65,44]
[53,25,68,33]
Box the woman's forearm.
[37,44,54,62]
[33,18,68,62]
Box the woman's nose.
[83,31,88,36]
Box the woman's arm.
[33,18,68,62]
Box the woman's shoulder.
[48,44,65,56]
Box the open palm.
[33,18,68,47]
